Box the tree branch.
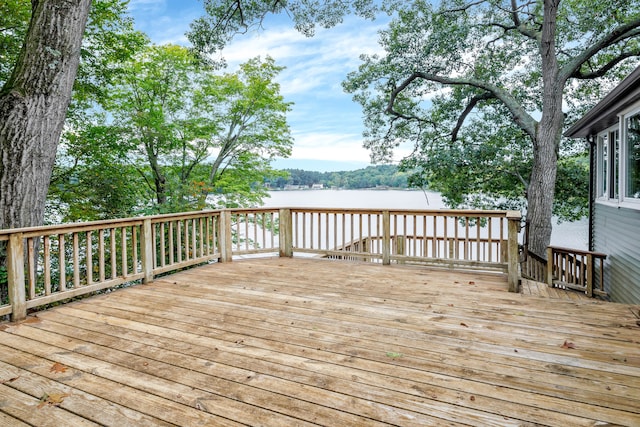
[442,0,487,13]
[506,0,539,40]
[572,49,640,79]
[386,72,538,140]
[562,19,640,81]
[451,92,495,141]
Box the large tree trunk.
[526,0,564,257]
[527,111,562,257]
[0,0,92,230]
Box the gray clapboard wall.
[593,203,640,304]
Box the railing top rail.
[0,209,222,238]
[290,207,521,218]
[0,207,522,239]
[549,245,607,259]
[0,218,145,239]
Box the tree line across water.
[270,165,409,190]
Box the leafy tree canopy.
[188,0,391,56]
[273,165,408,189]
[50,42,293,220]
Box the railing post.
[382,211,390,265]
[279,208,293,258]
[506,211,521,293]
[7,233,26,322]
[586,253,594,297]
[141,219,154,284]
[219,210,233,262]
[546,247,554,286]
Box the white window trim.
[595,124,617,202]
[594,102,640,211]
[621,105,640,207]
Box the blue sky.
[126,0,400,171]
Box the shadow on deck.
[0,258,639,426]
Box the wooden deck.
[0,258,638,426]
[520,278,594,301]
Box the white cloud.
[221,16,387,96]
[289,131,369,162]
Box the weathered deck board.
[0,258,638,426]
[520,278,593,301]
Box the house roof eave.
[565,66,640,139]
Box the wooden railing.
[283,208,520,286]
[1,208,521,321]
[547,246,607,298]
[520,245,607,298]
[520,248,547,283]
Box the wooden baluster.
[153,223,160,267]
[141,218,153,284]
[432,216,437,258]
[190,219,196,258]
[324,212,329,251]
[121,227,127,278]
[176,221,182,263]
[43,236,51,295]
[309,212,314,250]
[204,217,210,256]
[350,214,355,254]
[244,214,249,251]
[59,234,67,291]
[319,212,323,251]
[132,226,138,274]
[586,253,594,297]
[98,230,105,282]
[169,221,175,265]
[86,231,93,285]
[110,228,116,279]
[270,212,276,249]
[27,238,36,300]
[488,218,493,262]
[476,217,481,261]
[199,217,205,258]
[183,219,189,261]
[72,232,80,288]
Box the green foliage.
[71,0,149,114]
[554,154,590,222]
[1,0,147,95]
[0,0,30,86]
[188,0,390,56]
[49,39,293,220]
[272,165,408,189]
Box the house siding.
[593,203,640,304]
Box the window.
[626,112,640,199]
[596,127,619,200]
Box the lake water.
[261,189,588,250]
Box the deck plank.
[0,359,171,427]
[0,258,638,426]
